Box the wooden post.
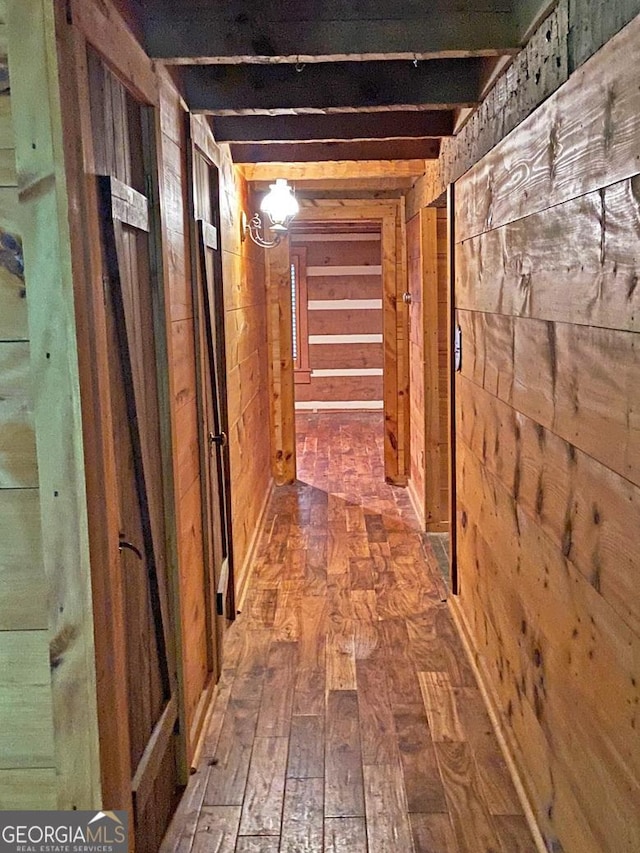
[396,197,410,484]
[267,236,296,484]
[421,208,445,529]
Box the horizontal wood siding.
[454,15,640,852]
[0,18,56,807]
[222,174,271,598]
[294,233,383,411]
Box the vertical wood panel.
[407,213,426,523]
[267,235,296,484]
[407,206,450,532]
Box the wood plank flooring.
[162,413,536,853]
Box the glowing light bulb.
[260,178,299,231]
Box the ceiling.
[129,1,555,177]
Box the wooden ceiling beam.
[212,110,455,142]
[250,177,417,191]
[184,59,483,114]
[141,1,518,62]
[231,139,440,162]
[239,161,427,181]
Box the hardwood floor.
[162,413,537,853]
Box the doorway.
[184,117,236,747]
[267,199,409,488]
[290,222,385,473]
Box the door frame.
[446,183,459,594]
[183,114,236,757]
[267,198,409,486]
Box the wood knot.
[50,624,79,670]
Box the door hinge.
[454,324,462,372]
[144,173,154,202]
[209,431,228,449]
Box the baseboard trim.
[448,594,548,853]
[235,478,275,613]
[189,678,218,773]
[407,478,450,534]
[407,477,425,528]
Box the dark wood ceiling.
[131,0,556,164]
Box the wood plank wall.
[0,8,57,806]
[2,0,272,804]
[158,82,272,746]
[453,13,640,852]
[158,75,204,751]
[407,208,449,531]
[220,165,272,606]
[292,231,383,412]
[3,0,108,808]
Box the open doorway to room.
[290,221,385,488]
[264,197,409,490]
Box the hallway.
[162,414,536,853]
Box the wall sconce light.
[241,178,299,248]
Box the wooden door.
[97,173,179,851]
[196,217,235,623]
[188,128,236,660]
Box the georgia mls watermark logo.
[0,811,128,853]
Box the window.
[291,260,298,364]
[290,248,310,383]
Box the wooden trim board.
[311,368,383,377]
[407,475,426,529]
[308,333,383,344]
[294,400,383,410]
[69,0,157,105]
[291,232,381,242]
[306,264,382,277]
[308,299,382,310]
[235,479,275,613]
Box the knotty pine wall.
[221,175,272,605]
[292,232,383,412]
[453,14,640,852]
[157,73,208,751]
[407,208,449,531]
[0,12,57,808]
